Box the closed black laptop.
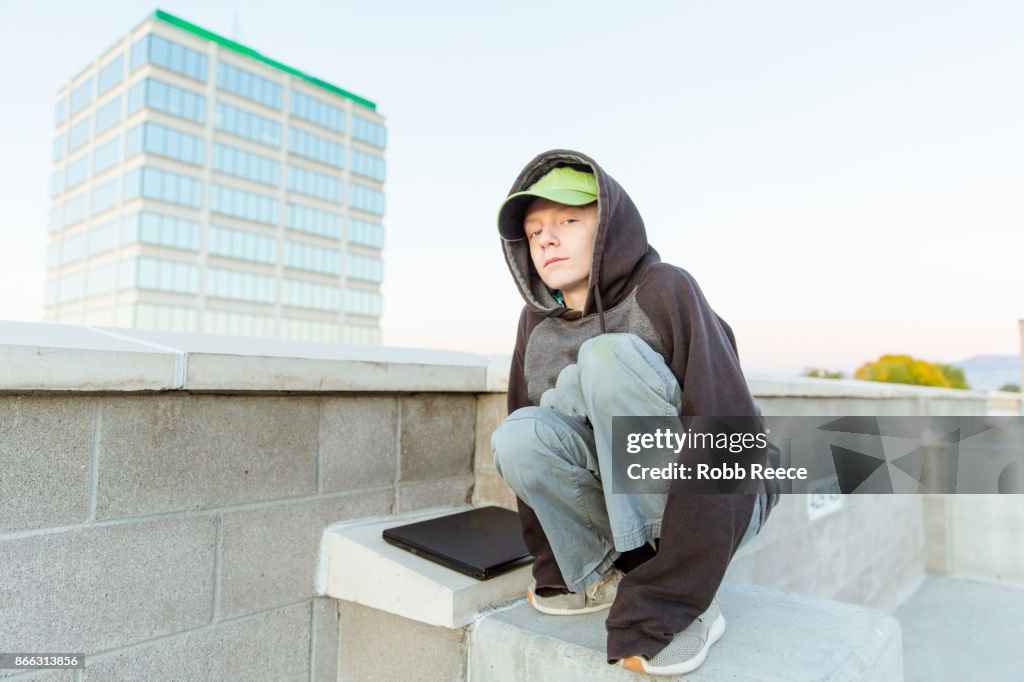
[381,506,533,580]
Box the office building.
[45,10,386,344]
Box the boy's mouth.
[545,257,568,267]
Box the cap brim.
[496,189,597,241]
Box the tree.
[802,367,845,379]
[999,383,1021,393]
[854,354,971,389]
[934,363,970,389]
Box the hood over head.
[497,149,661,332]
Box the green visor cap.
[497,166,598,241]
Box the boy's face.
[523,197,598,307]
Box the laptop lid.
[381,506,533,580]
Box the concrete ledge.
[0,321,495,393]
[470,582,903,681]
[318,506,532,629]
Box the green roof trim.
[152,9,377,111]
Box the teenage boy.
[490,149,779,676]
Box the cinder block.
[0,516,215,652]
[95,394,318,518]
[397,476,472,513]
[218,489,393,619]
[474,393,508,475]
[320,396,398,493]
[0,395,94,532]
[83,602,310,681]
[337,601,466,681]
[311,598,341,682]
[472,469,517,510]
[399,395,475,482]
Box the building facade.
[45,10,386,345]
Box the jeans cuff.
[569,549,620,593]
[613,522,662,553]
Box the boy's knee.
[578,333,649,392]
[491,407,545,480]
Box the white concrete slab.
[471,582,903,681]
[0,321,499,393]
[319,506,532,629]
[0,321,180,391]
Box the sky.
[1,0,1022,376]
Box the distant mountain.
[950,355,1021,391]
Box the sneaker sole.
[526,587,615,616]
[620,612,726,676]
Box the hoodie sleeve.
[603,262,761,663]
[505,305,570,590]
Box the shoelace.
[586,569,621,601]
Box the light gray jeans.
[492,333,764,593]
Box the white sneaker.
[526,567,624,616]
[620,596,726,676]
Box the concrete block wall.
[0,322,1001,680]
[0,390,477,681]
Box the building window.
[91,178,119,216]
[123,167,204,208]
[348,218,384,248]
[88,221,117,255]
[283,278,341,311]
[58,272,85,303]
[70,78,93,116]
[290,91,345,134]
[212,143,279,186]
[351,149,385,182]
[217,60,282,109]
[209,225,277,264]
[121,211,201,251]
[287,165,342,203]
[95,96,123,136]
[342,325,380,345]
[285,202,342,239]
[130,33,209,82]
[210,184,278,224]
[214,101,280,147]
[121,256,200,294]
[86,265,116,297]
[344,288,382,316]
[285,240,341,275]
[55,98,67,127]
[288,127,344,168]
[93,137,121,175]
[68,117,92,153]
[207,267,275,303]
[124,121,205,166]
[60,233,86,265]
[98,54,125,95]
[346,253,383,282]
[136,303,200,331]
[62,194,88,227]
[281,317,341,343]
[349,183,385,215]
[64,156,89,190]
[128,78,207,124]
[204,309,275,336]
[352,115,386,148]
